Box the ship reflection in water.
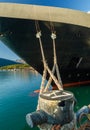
[0,70,90,130]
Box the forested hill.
[0,58,20,67]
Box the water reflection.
[0,70,40,130]
[0,70,90,130]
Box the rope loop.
[51,32,56,40]
[36,31,41,38]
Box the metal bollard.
[26,90,76,129]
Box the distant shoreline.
[0,64,35,72]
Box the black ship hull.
[0,3,90,87]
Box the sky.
[0,0,90,60]
[0,42,19,60]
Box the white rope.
[44,64,55,92]
[36,31,47,94]
[35,22,63,93]
[36,31,46,65]
[35,23,46,109]
[52,32,63,89]
[44,33,57,92]
[56,64,63,87]
[40,68,47,94]
[45,60,63,91]
[52,33,57,64]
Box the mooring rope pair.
[35,21,63,94]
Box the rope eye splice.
[51,32,56,40]
[36,31,41,39]
[26,21,77,130]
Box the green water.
[0,71,40,130]
[0,70,90,130]
[65,85,90,111]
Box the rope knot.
[51,33,56,39]
[36,31,41,38]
